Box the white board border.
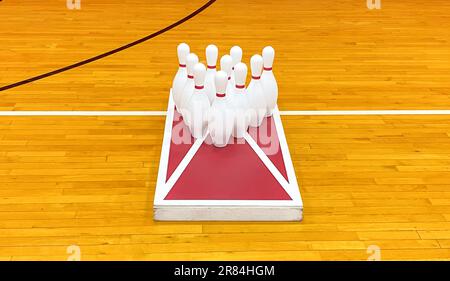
[153,91,303,220]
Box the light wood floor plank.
[1,0,450,110]
[0,116,446,260]
[2,0,450,260]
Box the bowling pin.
[229,46,242,87]
[261,46,278,117]
[185,63,210,139]
[204,44,218,104]
[220,54,233,97]
[179,53,199,126]
[207,71,234,147]
[172,43,190,112]
[229,62,250,139]
[247,54,267,127]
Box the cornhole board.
[153,90,303,221]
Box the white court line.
[279,110,450,115]
[0,111,167,116]
[1,110,450,116]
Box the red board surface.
[166,111,194,181]
[164,108,292,201]
[248,116,288,181]
[165,136,291,200]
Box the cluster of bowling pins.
[172,43,278,148]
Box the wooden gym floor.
[1,0,450,260]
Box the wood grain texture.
[1,0,450,110]
[1,0,450,260]
[0,116,449,260]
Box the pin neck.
[187,75,194,79]
[263,66,272,71]
[235,84,245,89]
[179,64,186,68]
[216,93,226,98]
[252,76,261,80]
[207,65,216,69]
[195,85,204,90]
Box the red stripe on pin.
[216,93,225,97]
[179,64,186,67]
[235,84,245,89]
[252,76,261,80]
[207,65,216,69]
[195,85,204,90]
[228,77,231,80]
[187,75,194,79]
[264,66,272,71]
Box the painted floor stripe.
[0,110,450,116]
[279,110,450,116]
[0,111,167,116]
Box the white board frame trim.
[153,90,303,221]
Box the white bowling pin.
[229,62,250,139]
[207,71,234,147]
[220,54,234,98]
[172,43,190,112]
[186,63,210,139]
[261,46,278,116]
[204,44,218,104]
[179,53,199,126]
[247,54,267,127]
[230,46,242,87]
